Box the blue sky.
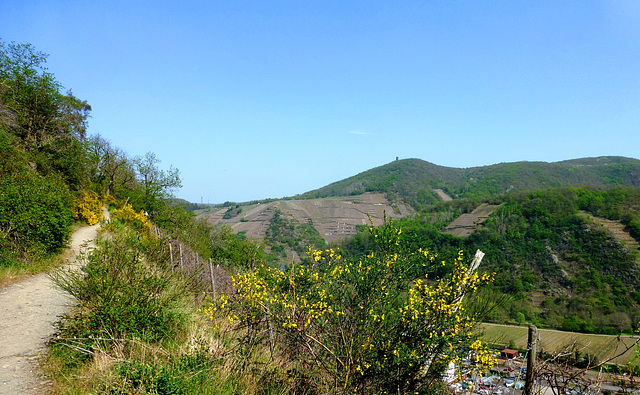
[3,1,639,203]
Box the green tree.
[130,152,181,218]
[0,40,91,188]
[0,40,90,267]
[85,134,135,196]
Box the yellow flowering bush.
[73,190,103,225]
[208,219,495,394]
[112,204,152,237]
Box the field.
[480,323,640,365]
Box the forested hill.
[338,186,640,335]
[299,157,640,209]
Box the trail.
[0,210,108,394]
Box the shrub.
[73,190,103,225]
[112,354,218,394]
[52,230,186,344]
[207,219,495,394]
[111,203,152,237]
[0,139,74,262]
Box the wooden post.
[209,258,215,295]
[179,244,183,279]
[169,242,174,273]
[524,325,537,395]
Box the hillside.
[198,193,413,262]
[198,157,640,330]
[340,186,640,335]
[298,157,640,209]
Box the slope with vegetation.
[340,186,640,335]
[2,41,500,394]
[6,39,640,393]
[299,157,640,210]
[1,40,89,274]
[198,192,414,264]
[0,40,185,280]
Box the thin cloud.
[348,130,369,135]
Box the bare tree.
[533,337,640,395]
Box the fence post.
[179,244,183,280]
[209,258,216,295]
[524,325,537,395]
[169,242,174,273]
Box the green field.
[480,323,640,365]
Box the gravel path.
[0,211,107,394]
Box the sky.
[2,1,639,204]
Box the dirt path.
[0,210,108,394]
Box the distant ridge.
[298,156,640,209]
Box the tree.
[85,134,135,196]
[0,40,91,188]
[130,152,181,217]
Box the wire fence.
[152,225,235,297]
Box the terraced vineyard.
[198,193,413,244]
[578,212,640,256]
[441,203,499,237]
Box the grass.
[0,254,67,288]
[480,323,640,366]
[43,219,293,394]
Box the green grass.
[44,220,292,394]
[480,323,640,365]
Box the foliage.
[73,190,103,225]
[128,151,182,219]
[85,134,135,196]
[0,40,91,273]
[0,40,91,189]
[109,354,222,394]
[52,229,187,344]
[45,203,286,394]
[340,186,640,335]
[208,220,495,394]
[46,219,246,394]
[299,157,640,210]
[0,131,74,266]
[222,204,242,219]
[209,224,265,269]
[111,203,153,237]
[265,208,325,262]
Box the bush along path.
[0,209,108,394]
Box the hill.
[198,158,640,334]
[298,157,640,209]
[198,193,413,263]
[340,186,640,335]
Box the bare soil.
[433,188,452,201]
[0,211,107,394]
